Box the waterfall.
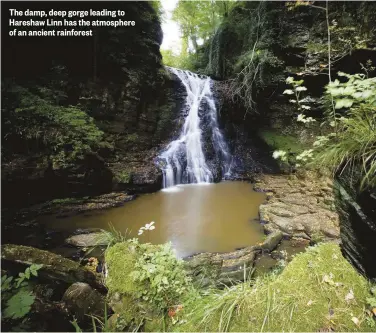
[159,67,232,188]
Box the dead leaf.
[351,317,359,326]
[322,274,335,285]
[345,290,354,302]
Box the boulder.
[65,231,109,247]
[1,244,104,290]
[62,282,106,322]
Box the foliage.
[283,77,315,123]
[2,83,105,169]
[210,1,284,114]
[172,1,235,55]
[113,170,131,183]
[174,243,373,332]
[130,241,191,312]
[3,290,35,320]
[277,70,376,188]
[14,264,43,288]
[1,264,43,320]
[313,72,376,189]
[105,239,193,331]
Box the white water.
[159,68,232,188]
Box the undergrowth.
[173,243,373,332]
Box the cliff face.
[335,179,376,282]
[2,2,182,207]
[209,1,376,128]
[207,1,376,281]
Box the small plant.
[283,76,315,124]
[1,264,43,320]
[137,221,156,235]
[130,241,191,312]
[272,77,317,168]
[314,71,376,189]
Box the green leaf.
[335,98,354,109]
[3,290,35,319]
[366,297,376,307]
[24,268,31,280]
[29,264,43,277]
[1,275,14,291]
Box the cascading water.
[159,67,232,188]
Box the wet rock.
[184,253,223,287]
[335,183,376,281]
[185,246,262,286]
[62,282,106,322]
[1,244,104,290]
[218,266,254,286]
[261,231,283,252]
[255,172,340,239]
[65,231,109,247]
[22,192,136,220]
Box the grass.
[174,243,373,332]
[312,104,376,190]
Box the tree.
[172,1,235,55]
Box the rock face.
[1,2,183,209]
[184,231,283,286]
[1,244,103,289]
[335,183,376,282]
[254,173,340,240]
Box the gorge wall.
[2,2,183,208]
[196,1,376,280]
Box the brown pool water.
[44,181,266,257]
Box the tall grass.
[174,244,372,332]
[313,103,376,190]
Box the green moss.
[105,242,143,295]
[113,170,131,183]
[175,243,373,332]
[143,317,165,332]
[259,129,306,154]
[124,133,139,143]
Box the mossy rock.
[105,242,144,295]
[1,244,103,289]
[175,243,373,332]
[105,242,162,331]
